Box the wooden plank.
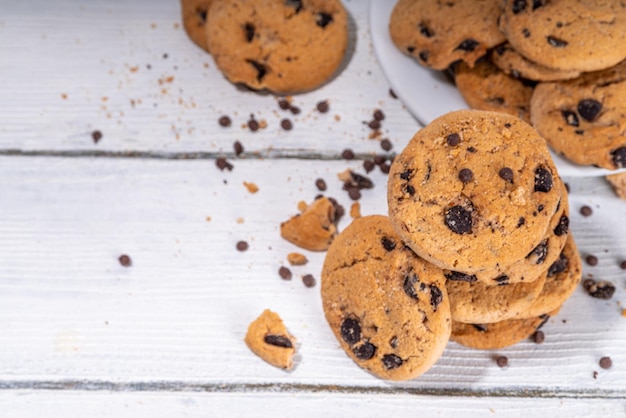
[0,156,624,396]
[0,0,421,156]
[1,390,625,418]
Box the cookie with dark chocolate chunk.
[387,110,563,273]
[389,0,505,70]
[530,60,626,169]
[321,215,451,381]
[206,0,348,93]
[245,309,296,369]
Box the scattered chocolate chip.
[583,279,616,300]
[347,187,361,200]
[496,356,509,368]
[403,274,419,300]
[278,266,292,280]
[379,162,391,174]
[340,317,361,345]
[302,274,316,288]
[216,157,233,171]
[374,155,386,166]
[445,271,478,283]
[534,166,553,192]
[547,36,568,47]
[548,253,568,276]
[353,342,377,360]
[593,371,599,379]
[533,330,545,344]
[316,100,329,113]
[561,110,580,127]
[91,130,103,143]
[380,139,393,151]
[382,354,403,370]
[233,141,244,156]
[315,178,327,191]
[289,105,301,115]
[247,115,259,132]
[611,147,626,168]
[264,334,293,348]
[345,171,374,190]
[381,236,396,251]
[599,356,613,369]
[389,89,397,99]
[458,168,473,183]
[472,324,488,332]
[278,99,290,110]
[446,133,460,146]
[243,23,255,42]
[342,149,355,160]
[373,109,385,121]
[456,39,479,51]
[236,240,249,251]
[430,284,443,310]
[580,205,593,216]
[280,118,293,131]
[445,205,473,234]
[418,22,434,37]
[368,119,381,130]
[512,0,527,13]
[316,12,333,28]
[577,99,602,122]
[553,215,569,236]
[118,254,132,267]
[585,254,598,266]
[499,167,514,183]
[620,260,626,270]
[363,159,375,173]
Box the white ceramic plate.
[369,0,623,178]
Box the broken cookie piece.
[605,172,626,200]
[244,309,296,370]
[280,197,338,251]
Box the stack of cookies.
[181,0,349,94]
[321,109,582,381]
[389,0,626,170]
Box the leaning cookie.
[388,110,563,273]
[321,215,451,381]
[450,308,559,350]
[514,234,582,319]
[491,43,581,82]
[206,0,348,94]
[388,0,505,70]
[499,0,626,73]
[453,58,534,123]
[530,60,626,170]
[181,0,213,52]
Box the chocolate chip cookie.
[530,60,626,169]
[321,215,451,381]
[491,42,581,82]
[389,0,506,70]
[499,0,626,73]
[387,109,563,273]
[206,0,348,94]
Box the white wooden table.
[1,1,625,416]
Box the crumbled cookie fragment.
[605,172,626,200]
[280,197,338,251]
[244,309,296,370]
[243,181,259,193]
[350,202,361,219]
[287,252,308,266]
[583,279,616,300]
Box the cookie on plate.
[499,0,626,73]
[446,268,547,324]
[453,58,534,123]
[450,308,559,350]
[321,215,451,381]
[389,0,505,70]
[491,42,581,82]
[387,109,563,273]
[245,309,296,370]
[470,183,570,285]
[530,60,626,169]
[206,0,349,94]
[181,0,213,52]
[515,234,582,319]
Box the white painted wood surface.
[1,0,626,416]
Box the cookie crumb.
[118,254,132,267]
[287,252,308,266]
[244,309,296,370]
[243,181,259,193]
[350,202,361,219]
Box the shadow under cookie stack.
[321,109,583,381]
